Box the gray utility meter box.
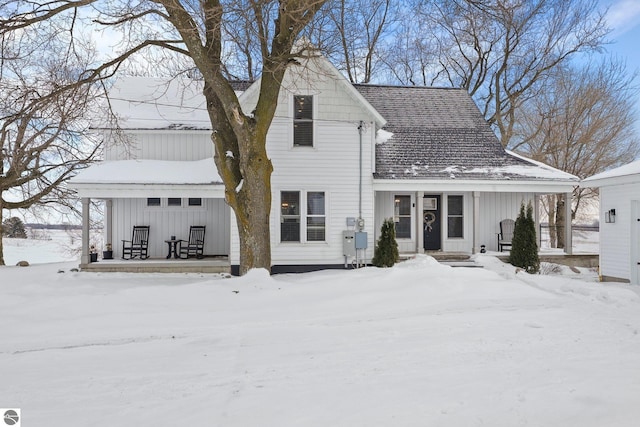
[343,230,356,256]
[343,230,368,257]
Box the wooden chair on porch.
[122,225,150,259]
[179,226,206,259]
[497,219,515,252]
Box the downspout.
[358,121,364,222]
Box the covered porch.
[374,178,577,256]
[68,158,230,269]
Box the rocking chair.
[179,226,206,259]
[122,226,150,259]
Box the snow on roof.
[70,158,222,185]
[101,77,211,130]
[582,159,640,184]
[503,150,579,181]
[100,77,252,130]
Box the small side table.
[164,239,182,259]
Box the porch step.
[400,252,481,268]
[80,258,230,274]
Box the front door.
[423,195,441,251]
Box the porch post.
[105,199,113,248]
[416,191,424,253]
[473,191,480,254]
[81,197,90,265]
[534,194,541,248]
[565,191,573,255]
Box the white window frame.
[394,194,413,240]
[279,190,328,244]
[446,194,464,239]
[144,198,206,211]
[291,94,316,149]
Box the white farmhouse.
[582,160,640,284]
[69,51,578,273]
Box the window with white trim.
[280,191,326,243]
[447,195,463,238]
[293,95,313,147]
[394,195,411,239]
[306,192,325,241]
[147,198,161,207]
[281,191,301,242]
[167,197,182,207]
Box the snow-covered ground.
[2,229,81,266]
[2,233,640,426]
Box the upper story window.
[293,95,313,147]
[147,198,161,207]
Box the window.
[188,198,202,207]
[168,197,182,207]
[293,95,313,147]
[447,195,463,238]
[307,192,325,241]
[280,191,326,243]
[147,198,161,207]
[394,195,411,239]
[281,191,300,242]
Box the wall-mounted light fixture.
[605,208,616,223]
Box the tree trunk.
[231,148,273,276]
[555,194,566,249]
[206,82,275,275]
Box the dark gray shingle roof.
[354,84,572,182]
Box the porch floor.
[80,257,230,274]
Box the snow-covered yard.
[2,237,640,426]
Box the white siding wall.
[105,131,212,161]
[375,192,416,253]
[479,192,535,251]
[599,184,639,282]
[110,198,230,258]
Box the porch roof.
[68,158,225,198]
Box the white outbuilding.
[582,160,640,284]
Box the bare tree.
[514,58,640,247]
[407,0,609,146]
[324,0,396,83]
[0,29,103,265]
[2,0,329,274]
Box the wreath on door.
[424,211,436,232]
